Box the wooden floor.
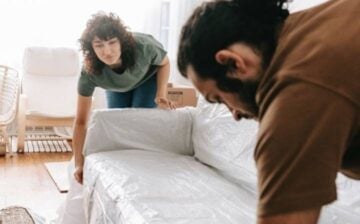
[0,152,72,220]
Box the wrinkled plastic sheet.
[192,98,259,189]
[83,150,257,224]
[54,158,86,224]
[319,174,360,223]
[79,102,360,223]
[84,108,196,157]
[83,150,360,224]
[194,97,360,223]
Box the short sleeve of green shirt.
[78,70,97,97]
[138,33,167,65]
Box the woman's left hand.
[155,96,176,110]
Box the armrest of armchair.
[83,108,196,156]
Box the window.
[159,1,171,50]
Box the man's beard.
[216,76,259,119]
[235,79,259,119]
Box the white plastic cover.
[61,101,360,223]
[319,173,360,223]
[54,158,86,224]
[192,96,360,223]
[192,96,259,189]
[84,150,257,224]
[84,108,196,157]
[83,151,360,224]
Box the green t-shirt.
[78,32,167,96]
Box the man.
[177,0,359,223]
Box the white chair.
[0,65,20,155]
[17,47,80,152]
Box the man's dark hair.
[79,12,136,75]
[177,0,289,92]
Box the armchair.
[17,46,80,152]
[0,65,20,155]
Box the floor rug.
[0,206,36,224]
[44,161,70,193]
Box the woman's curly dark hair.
[177,0,289,91]
[79,12,136,75]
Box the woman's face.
[92,36,122,68]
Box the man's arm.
[255,82,357,221]
[258,208,320,224]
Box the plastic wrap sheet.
[55,158,86,224]
[83,150,257,224]
[193,96,259,188]
[193,97,360,223]
[336,174,360,213]
[318,174,360,223]
[84,108,196,156]
[79,98,359,223]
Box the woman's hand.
[74,165,84,185]
[74,155,84,184]
[155,96,176,110]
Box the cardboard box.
[167,84,197,108]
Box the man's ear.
[215,49,248,80]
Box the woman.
[73,12,174,184]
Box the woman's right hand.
[155,96,177,110]
[74,155,84,184]
[74,165,84,184]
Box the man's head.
[178,0,289,120]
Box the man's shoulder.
[264,0,360,107]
